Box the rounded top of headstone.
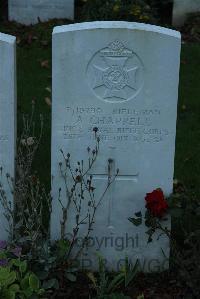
[0,32,16,44]
[53,21,181,39]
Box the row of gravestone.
[0,22,181,272]
[7,0,200,26]
[9,0,74,24]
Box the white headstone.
[9,0,74,25]
[173,0,200,27]
[51,22,181,272]
[0,33,16,240]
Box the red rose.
[145,189,168,218]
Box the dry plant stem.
[155,220,191,278]
[0,105,51,251]
[58,133,118,260]
[74,173,118,260]
[0,174,14,239]
[15,105,43,212]
[15,110,51,252]
[59,135,100,240]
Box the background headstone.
[9,0,74,25]
[51,22,181,271]
[173,0,200,27]
[0,33,16,240]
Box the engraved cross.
[90,158,139,229]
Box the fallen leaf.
[27,137,35,146]
[16,37,21,45]
[27,33,33,44]
[21,137,35,146]
[181,60,187,64]
[41,60,49,68]
[45,87,51,93]
[173,179,179,185]
[45,97,52,106]
[40,40,49,46]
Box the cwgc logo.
[87,40,144,103]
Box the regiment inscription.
[63,106,168,143]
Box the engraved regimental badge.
[87,40,144,103]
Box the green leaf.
[38,288,46,295]
[145,228,154,236]
[65,272,77,282]
[0,267,11,281]
[147,236,153,243]
[29,274,40,291]
[128,217,142,226]
[145,218,151,227]
[124,260,139,288]
[11,259,21,268]
[0,252,7,259]
[19,261,27,274]
[57,239,70,258]
[36,271,48,280]
[20,274,29,290]
[42,278,59,290]
[107,272,124,293]
[6,272,16,286]
[2,289,15,299]
[135,211,142,218]
[21,287,33,298]
[9,284,20,292]
[87,272,97,288]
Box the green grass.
[0,21,200,195]
[17,43,52,187]
[175,43,200,195]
